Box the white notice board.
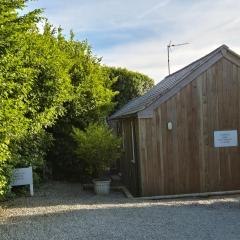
[11,167,34,196]
[214,130,238,148]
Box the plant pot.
[93,179,111,195]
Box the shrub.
[72,124,121,179]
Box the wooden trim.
[137,119,144,196]
[223,53,240,68]
[109,113,138,121]
[131,121,136,163]
[137,189,240,200]
[137,112,153,119]
[122,123,125,149]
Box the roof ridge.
[110,45,231,120]
[141,45,227,110]
[165,44,228,79]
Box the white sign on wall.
[214,130,238,148]
[10,167,34,196]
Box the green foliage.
[0,0,153,197]
[58,34,116,128]
[106,67,155,112]
[72,124,121,178]
[9,130,53,169]
[21,27,73,130]
[46,34,117,180]
[0,0,42,55]
[0,0,42,198]
[0,1,72,197]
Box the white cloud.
[137,0,171,19]
[26,0,240,82]
[28,0,169,32]
[97,0,240,82]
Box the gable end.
[138,48,240,118]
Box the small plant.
[72,123,121,179]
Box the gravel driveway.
[1,182,240,240]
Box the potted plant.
[72,123,121,195]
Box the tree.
[0,1,154,196]
[0,1,73,197]
[0,0,42,196]
[46,31,117,181]
[105,67,155,112]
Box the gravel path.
[1,182,240,240]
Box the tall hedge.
[0,1,155,194]
[46,35,116,180]
[0,0,116,197]
[0,0,45,196]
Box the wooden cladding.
[137,58,240,196]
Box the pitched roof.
[110,45,232,120]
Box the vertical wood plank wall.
[138,58,240,196]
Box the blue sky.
[26,0,240,82]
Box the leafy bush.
[72,124,121,179]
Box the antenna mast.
[167,41,189,75]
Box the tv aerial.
[167,41,190,75]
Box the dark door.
[129,120,140,196]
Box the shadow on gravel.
[1,197,240,240]
[1,182,240,239]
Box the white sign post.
[214,130,238,148]
[10,166,34,196]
